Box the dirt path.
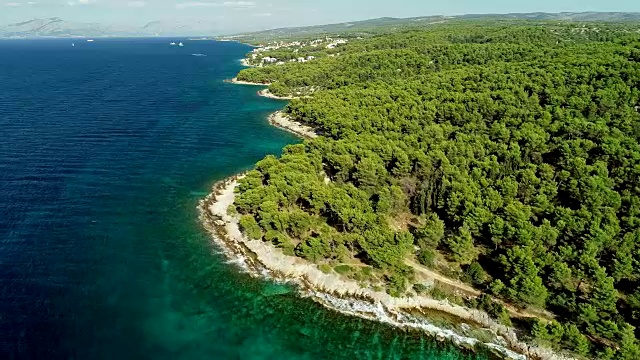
[407,259,481,295]
[406,259,555,321]
[200,179,573,360]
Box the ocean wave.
[308,292,526,360]
[206,230,526,360]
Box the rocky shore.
[227,77,271,86]
[210,70,573,360]
[240,59,254,67]
[198,177,572,360]
[268,111,317,139]
[226,77,295,100]
[257,89,295,100]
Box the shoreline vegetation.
[257,89,295,100]
[240,58,254,67]
[198,81,568,360]
[227,77,270,86]
[198,177,567,360]
[205,21,640,360]
[226,78,295,100]
[268,111,317,139]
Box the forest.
[233,22,640,358]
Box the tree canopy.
[233,22,640,358]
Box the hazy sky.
[2,0,639,33]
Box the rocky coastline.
[198,176,572,360]
[205,71,575,360]
[227,77,270,86]
[268,111,317,139]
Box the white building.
[326,39,348,49]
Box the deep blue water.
[0,38,479,360]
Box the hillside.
[3,12,639,39]
[0,17,219,38]
[232,22,640,359]
[0,17,140,38]
[219,12,640,44]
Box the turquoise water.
[0,38,483,360]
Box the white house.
[326,39,348,49]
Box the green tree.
[414,213,445,248]
[239,215,262,240]
[444,226,478,265]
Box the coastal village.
[245,37,348,66]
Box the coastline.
[225,78,294,100]
[203,74,573,360]
[268,111,317,139]
[198,178,571,360]
[258,89,295,100]
[240,58,254,67]
[227,77,270,86]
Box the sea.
[0,38,483,360]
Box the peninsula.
[202,20,640,360]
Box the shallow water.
[0,38,484,360]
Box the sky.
[1,0,639,34]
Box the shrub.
[417,249,436,267]
[239,215,262,240]
[334,264,352,275]
[465,262,488,285]
[413,283,430,294]
[319,264,332,274]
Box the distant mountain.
[141,20,220,37]
[220,16,450,42]
[0,17,142,38]
[458,11,640,21]
[221,12,640,43]
[2,12,640,39]
[0,17,219,38]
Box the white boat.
[169,42,177,46]
[178,42,184,47]
[87,39,94,42]
[72,43,75,47]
